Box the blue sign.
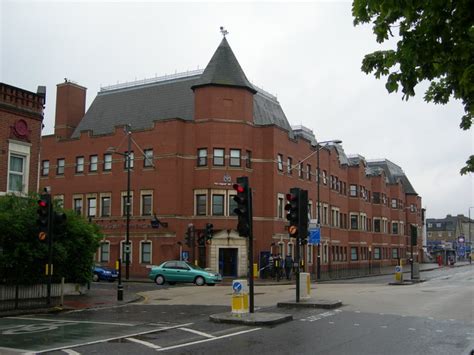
[181,251,189,261]
[457,246,465,257]
[309,227,321,244]
[233,282,242,293]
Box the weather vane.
[220,26,229,37]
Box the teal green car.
[148,260,222,286]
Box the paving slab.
[210,311,293,326]
[277,299,342,309]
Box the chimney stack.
[54,79,86,139]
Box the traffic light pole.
[46,195,53,305]
[295,236,300,303]
[248,188,254,313]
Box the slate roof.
[367,159,417,195]
[191,38,256,94]
[72,38,290,138]
[71,74,290,138]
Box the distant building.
[426,214,472,255]
[39,37,423,278]
[0,83,45,196]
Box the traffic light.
[233,176,251,237]
[299,189,309,243]
[410,224,418,246]
[185,224,194,247]
[197,232,205,246]
[205,223,214,243]
[285,188,308,241]
[37,193,51,240]
[54,211,67,226]
[285,188,300,237]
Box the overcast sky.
[2,0,472,219]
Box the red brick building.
[0,83,45,196]
[40,38,423,278]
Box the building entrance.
[219,248,238,277]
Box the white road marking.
[354,323,360,326]
[380,326,388,329]
[355,311,361,313]
[428,317,434,320]
[1,346,31,354]
[449,319,455,322]
[156,328,261,352]
[179,327,215,338]
[6,316,134,327]
[436,330,443,333]
[30,323,193,354]
[126,337,162,349]
[328,322,335,324]
[62,349,81,355]
[408,328,416,331]
[300,311,336,322]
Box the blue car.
[93,265,119,282]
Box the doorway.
[219,248,238,277]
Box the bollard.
[117,258,123,301]
[394,265,403,283]
[299,272,311,300]
[117,284,124,301]
[231,279,249,314]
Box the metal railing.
[100,69,204,92]
[320,262,383,281]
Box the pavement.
[1,261,470,325]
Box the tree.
[0,194,101,284]
[352,0,473,174]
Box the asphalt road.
[0,265,472,355]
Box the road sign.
[288,225,297,235]
[38,232,47,241]
[395,266,402,273]
[309,227,320,244]
[457,246,466,257]
[232,281,242,293]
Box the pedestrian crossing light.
[233,176,250,237]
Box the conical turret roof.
[191,37,257,94]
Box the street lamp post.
[108,124,132,280]
[315,139,342,280]
[125,124,131,280]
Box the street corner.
[209,311,293,326]
[277,299,343,309]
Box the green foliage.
[352,0,474,174]
[0,194,101,284]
